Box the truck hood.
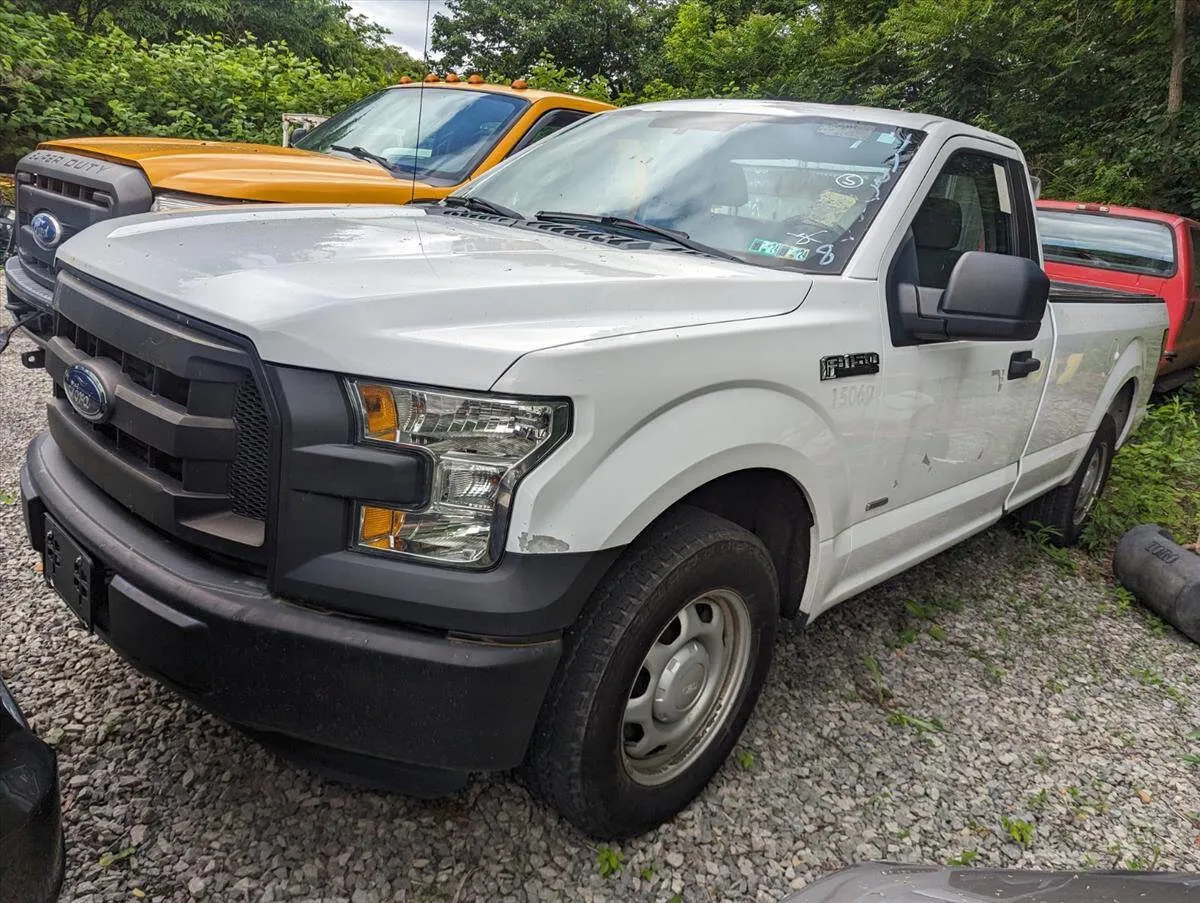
[39,137,438,203]
[56,205,810,390]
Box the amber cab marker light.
[425,73,441,83]
[398,75,413,84]
[445,72,460,83]
[467,74,484,84]
[511,78,528,90]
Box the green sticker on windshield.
[748,239,811,261]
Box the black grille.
[229,377,271,520]
[44,272,275,561]
[30,174,113,209]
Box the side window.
[911,152,1017,290]
[1191,229,1200,292]
[509,110,589,156]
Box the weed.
[1084,390,1200,552]
[1046,678,1065,693]
[1001,816,1035,847]
[1182,754,1200,766]
[888,627,919,649]
[98,846,136,869]
[597,846,625,878]
[947,850,978,867]
[887,711,945,734]
[1143,614,1168,636]
[737,749,755,771]
[1027,789,1049,811]
[1033,753,1051,772]
[904,599,939,621]
[1134,667,1164,686]
[640,865,655,882]
[1112,586,1135,614]
[863,654,888,705]
[927,624,948,642]
[1126,847,1162,871]
[0,490,15,506]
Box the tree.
[14,0,418,72]
[1167,0,1192,116]
[431,0,674,93]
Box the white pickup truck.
[19,100,1167,838]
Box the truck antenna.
[412,0,432,201]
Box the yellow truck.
[5,77,613,321]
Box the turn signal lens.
[359,384,398,438]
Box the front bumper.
[4,255,54,331]
[22,431,567,780]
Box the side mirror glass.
[287,126,309,147]
[899,251,1049,342]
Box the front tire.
[525,506,779,838]
[1017,413,1117,546]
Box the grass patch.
[1085,378,1200,552]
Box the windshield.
[1038,211,1176,277]
[460,108,925,272]
[296,87,529,185]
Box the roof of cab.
[632,98,1020,150]
[389,80,614,110]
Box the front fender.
[504,386,845,554]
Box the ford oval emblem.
[31,211,64,251]
[63,364,112,423]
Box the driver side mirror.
[287,126,309,147]
[898,251,1049,343]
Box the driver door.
[841,142,1052,592]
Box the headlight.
[150,191,241,212]
[350,380,570,567]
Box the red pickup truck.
[1037,200,1200,390]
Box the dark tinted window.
[912,153,1015,289]
[1191,229,1200,291]
[1038,211,1176,277]
[511,110,590,155]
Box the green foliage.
[596,845,625,878]
[0,3,394,166]
[947,849,978,866]
[1085,382,1200,552]
[886,710,945,733]
[1001,816,1035,847]
[20,0,414,73]
[524,54,612,103]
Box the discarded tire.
[1113,524,1200,644]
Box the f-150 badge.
[820,352,880,381]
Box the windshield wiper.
[329,144,395,172]
[442,195,525,220]
[534,211,740,262]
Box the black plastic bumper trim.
[22,432,572,771]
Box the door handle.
[1008,350,1041,380]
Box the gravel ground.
[2,295,1198,903]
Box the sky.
[345,0,450,57]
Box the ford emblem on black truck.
[63,363,111,422]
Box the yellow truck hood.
[39,137,441,203]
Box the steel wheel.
[621,589,753,787]
[1072,441,1109,526]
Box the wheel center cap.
[653,640,710,722]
